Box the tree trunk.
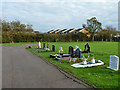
[92,34,95,41]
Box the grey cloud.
[2,1,118,32]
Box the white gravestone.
[107,55,119,71]
[39,42,41,48]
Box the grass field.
[27,42,119,88]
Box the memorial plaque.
[107,55,119,71]
[52,45,55,52]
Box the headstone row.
[38,42,55,52]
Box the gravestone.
[107,55,119,71]
[85,43,90,52]
[102,39,103,42]
[75,48,81,58]
[69,46,73,55]
[39,41,41,48]
[110,39,112,42]
[47,43,49,48]
[52,45,55,52]
[43,43,45,48]
[106,39,108,42]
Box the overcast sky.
[1,0,119,32]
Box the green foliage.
[2,19,119,43]
[83,17,103,41]
[2,20,37,43]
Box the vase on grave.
[91,57,95,63]
[82,61,87,64]
[82,58,87,64]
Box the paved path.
[2,44,87,88]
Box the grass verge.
[26,42,119,88]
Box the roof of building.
[47,28,86,34]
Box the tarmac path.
[2,44,87,88]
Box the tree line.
[1,17,119,43]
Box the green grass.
[27,42,119,88]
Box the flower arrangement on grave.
[45,48,50,51]
[36,45,39,48]
[91,55,95,64]
[68,57,73,64]
[55,54,58,58]
[69,58,72,64]
[73,58,77,62]
[59,47,63,55]
[75,57,80,63]
[81,55,87,64]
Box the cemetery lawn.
[27,42,119,88]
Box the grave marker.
[52,45,55,52]
[85,43,90,52]
[75,48,81,58]
[107,55,119,71]
[43,43,45,48]
[69,46,73,55]
[47,43,49,48]
[39,41,41,48]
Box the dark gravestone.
[52,45,55,52]
[75,48,81,58]
[43,43,45,48]
[85,43,90,52]
[47,43,49,48]
[69,46,73,55]
[28,46,32,48]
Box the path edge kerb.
[27,49,96,88]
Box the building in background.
[47,28,89,34]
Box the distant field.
[27,42,119,88]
